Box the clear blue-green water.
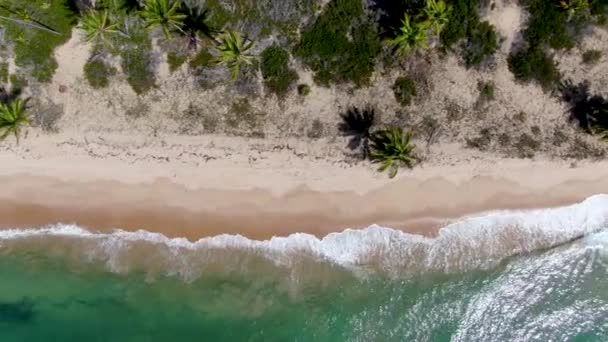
[0,195,607,341]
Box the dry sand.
[1,132,607,240]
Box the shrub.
[260,45,298,97]
[295,0,381,86]
[522,0,575,50]
[440,0,498,66]
[582,49,602,64]
[0,0,77,82]
[466,127,493,150]
[441,0,480,48]
[464,21,498,66]
[167,51,187,72]
[118,17,156,94]
[508,47,560,90]
[393,77,417,106]
[189,48,214,69]
[0,63,8,84]
[514,133,541,158]
[369,127,417,178]
[297,84,311,96]
[83,58,116,88]
[477,80,495,102]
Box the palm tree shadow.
[338,106,376,159]
[180,5,217,50]
[559,79,608,132]
[0,86,21,105]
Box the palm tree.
[369,128,417,178]
[385,14,429,55]
[214,30,255,80]
[141,0,186,39]
[80,10,119,47]
[422,0,451,35]
[0,99,30,143]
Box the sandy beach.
[1,132,607,240]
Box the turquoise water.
[0,195,607,341]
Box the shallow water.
[0,195,607,341]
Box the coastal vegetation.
[0,0,607,173]
[369,128,417,178]
[0,98,30,143]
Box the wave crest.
[0,195,607,278]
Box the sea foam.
[0,194,607,277]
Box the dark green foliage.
[477,80,495,102]
[297,84,311,96]
[83,58,116,88]
[260,45,298,97]
[441,0,479,48]
[117,17,156,94]
[189,48,214,69]
[0,0,77,82]
[369,127,417,178]
[9,74,28,93]
[295,0,381,86]
[0,63,8,84]
[522,0,575,50]
[440,0,497,66]
[167,51,187,72]
[464,21,498,66]
[508,47,560,90]
[393,76,417,106]
[582,49,602,64]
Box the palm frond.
[80,10,119,46]
[385,14,429,55]
[0,99,31,144]
[141,0,186,39]
[422,0,451,35]
[214,30,256,80]
[369,128,417,178]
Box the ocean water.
[0,195,608,341]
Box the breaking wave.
[0,195,606,279]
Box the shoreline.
[1,136,607,239]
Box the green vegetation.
[582,49,602,64]
[213,31,255,80]
[141,0,186,39]
[84,58,116,89]
[295,0,381,86]
[297,84,311,96]
[369,128,417,178]
[477,80,495,102]
[441,0,498,66]
[260,45,298,97]
[508,47,561,90]
[0,98,30,143]
[119,19,156,94]
[167,51,187,72]
[393,77,417,106]
[189,48,214,69]
[422,0,452,35]
[385,15,429,55]
[0,0,77,82]
[464,21,498,67]
[80,10,119,47]
[8,74,28,93]
[0,63,8,84]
